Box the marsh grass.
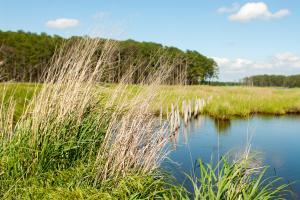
[0,37,292,199]
[186,156,290,200]
[154,85,300,119]
[0,37,182,199]
[0,83,38,121]
[3,167,181,199]
[3,83,300,120]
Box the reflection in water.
[172,116,205,146]
[170,130,179,150]
[163,115,300,198]
[193,116,205,130]
[214,118,231,134]
[183,127,188,144]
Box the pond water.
[162,115,300,199]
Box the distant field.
[0,83,39,120]
[156,85,300,118]
[2,83,300,119]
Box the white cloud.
[217,3,240,14]
[46,18,79,29]
[228,2,290,22]
[274,52,300,68]
[214,53,300,81]
[215,53,300,71]
[213,57,254,70]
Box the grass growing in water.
[187,156,290,199]
[0,38,291,199]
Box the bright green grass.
[187,156,290,200]
[0,83,40,120]
[2,83,300,119]
[0,82,293,199]
[155,85,300,119]
[1,165,183,199]
[0,82,184,199]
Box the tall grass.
[0,37,291,199]
[0,37,181,199]
[186,155,290,200]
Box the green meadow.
[156,85,300,118]
[3,82,300,120]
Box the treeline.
[243,74,300,87]
[203,81,241,86]
[0,30,218,84]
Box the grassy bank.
[3,83,300,120]
[0,39,180,199]
[0,87,293,199]
[156,85,300,119]
[0,38,291,199]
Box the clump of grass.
[0,37,181,199]
[2,166,182,199]
[187,155,290,200]
[97,71,172,181]
[0,38,111,180]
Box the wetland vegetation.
[2,0,300,197]
[3,83,300,120]
[0,36,295,199]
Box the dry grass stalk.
[12,38,117,147]
[169,103,180,133]
[0,87,15,139]
[0,36,179,187]
[95,62,175,182]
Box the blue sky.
[1,0,300,81]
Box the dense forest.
[0,30,218,84]
[243,74,300,87]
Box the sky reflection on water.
[163,115,300,198]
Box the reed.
[186,155,290,200]
[0,37,181,199]
[95,66,173,182]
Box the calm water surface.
[162,115,300,198]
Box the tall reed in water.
[186,154,290,200]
